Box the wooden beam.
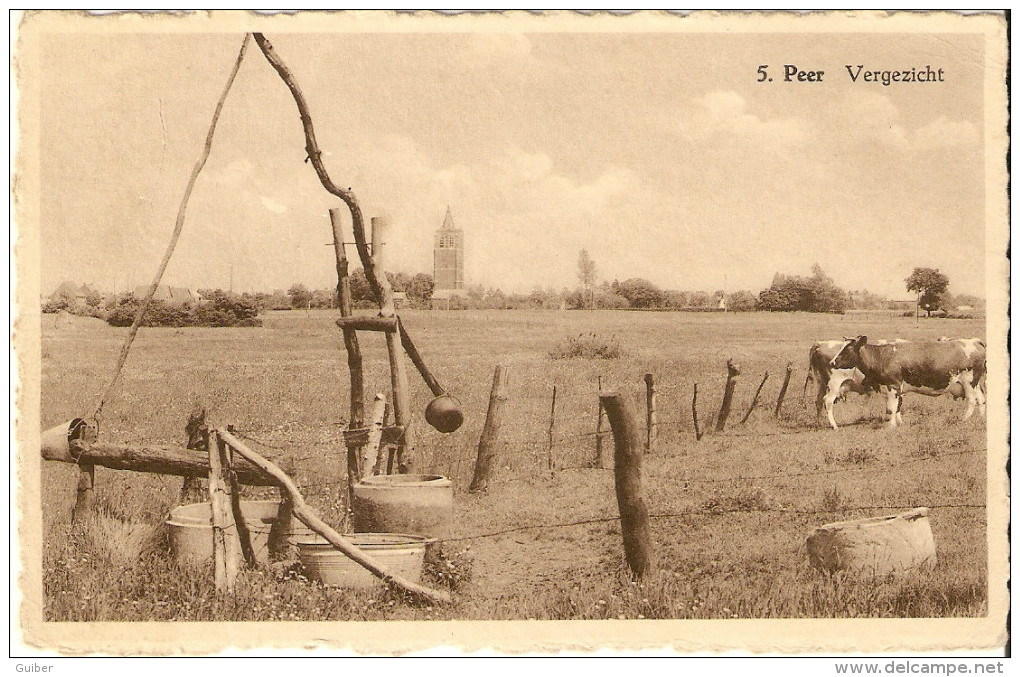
[335,316,398,333]
[44,441,279,486]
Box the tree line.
[43,258,980,327]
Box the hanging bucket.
[41,418,95,462]
[166,500,309,565]
[806,507,937,578]
[297,533,428,590]
[352,474,453,539]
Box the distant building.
[433,206,464,291]
[49,281,89,304]
[134,285,202,305]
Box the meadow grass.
[37,309,989,620]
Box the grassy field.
[37,309,988,621]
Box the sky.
[30,23,989,298]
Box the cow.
[829,335,986,428]
[805,340,875,430]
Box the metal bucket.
[41,418,95,462]
[297,533,428,589]
[352,474,453,539]
[167,500,309,565]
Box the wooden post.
[716,359,741,432]
[362,393,388,477]
[267,493,294,559]
[70,465,95,524]
[644,373,658,454]
[223,428,256,567]
[469,365,508,493]
[595,375,606,468]
[741,371,770,425]
[774,362,794,418]
[181,406,208,504]
[330,207,364,525]
[692,383,704,441]
[600,393,655,580]
[372,215,415,474]
[207,430,239,594]
[547,385,557,471]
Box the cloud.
[260,195,287,214]
[682,90,810,149]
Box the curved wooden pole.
[252,33,384,307]
[218,429,451,605]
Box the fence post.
[692,383,704,441]
[644,373,658,454]
[774,362,794,418]
[470,365,509,493]
[600,392,655,580]
[547,385,557,471]
[208,430,239,594]
[595,375,606,468]
[70,465,95,524]
[715,359,741,432]
[740,371,770,425]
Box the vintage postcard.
[12,10,1009,657]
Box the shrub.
[549,333,622,360]
[106,290,262,328]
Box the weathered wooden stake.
[222,429,256,567]
[470,365,509,493]
[330,207,364,527]
[547,385,558,471]
[716,359,741,432]
[644,373,658,453]
[70,465,95,524]
[181,406,208,504]
[774,362,794,418]
[362,393,388,477]
[595,375,606,468]
[267,493,294,559]
[740,371,770,425]
[600,393,655,580]
[692,383,704,441]
[208,430,239,594]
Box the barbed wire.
[436,502,986,545]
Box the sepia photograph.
[11,10,1009,656]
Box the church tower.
[433,206,464,290]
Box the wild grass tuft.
[549,333,622,360]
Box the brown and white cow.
[805,340,875,430]
[829,335,986,428]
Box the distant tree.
[348,270,373,305]
[757,266,849,313]
[616,278,666,308]
[577,249,597,309]
[287,283,312,309]
[905,267,950,317]
[662,290,689,309]
[406,273,435,306]
[310,288,334,309]
[727,290,758,312]
[689,291,713,308]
